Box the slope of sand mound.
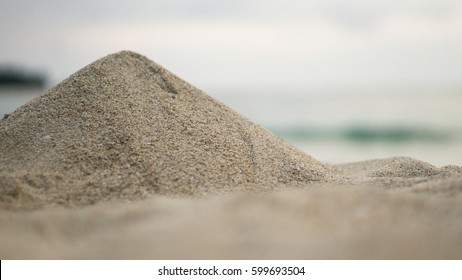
[0,51,328,209]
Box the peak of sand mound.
[0,51,328,208]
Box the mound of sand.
[0,51,328,209]
[1,51,462,259]
[335,157,443,178]
[333,157,462,190]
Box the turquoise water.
[211,87,462,166]
[2,86,461,166]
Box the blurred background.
[1,0,461,166]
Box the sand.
[1,51,461,259]
[0,51,328,209]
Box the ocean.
[2,86,461,167]
[210,86,462,167]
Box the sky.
[1,0,462,91]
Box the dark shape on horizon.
[0,67,46,88]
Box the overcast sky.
[1,0,461,91]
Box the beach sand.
[1,51,461,259]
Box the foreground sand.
[1,165,462,259]
[1,51,461,259]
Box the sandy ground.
[1,158,461,259]
[1,51,461,259]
